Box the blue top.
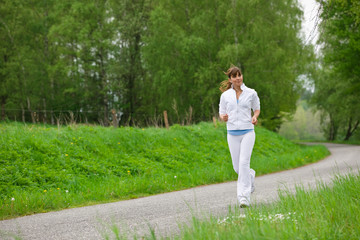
[227,129,253,136]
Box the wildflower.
[142,128,144,131]
[11,198,15,201]
[44,190,47,193]
[217,216,230,224]
[65,190,69,193]
[174,176,177,179]
[118,142,120,144]
[57,188,60,190]
[217,214,246,225]
[127,170,131,175]
[71,142,74,145]
[257,212,296,223]
[65,154,69,157]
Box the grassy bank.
[164,172,360,240]
[0,122,329,219]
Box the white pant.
[227,131,255,203]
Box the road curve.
[0,143,359,239]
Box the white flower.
[274,214,284,220]
[65,190,69,193]
[217,214,247,225]
[174,176,177,179]
[11,197,15,201]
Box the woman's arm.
[252,110,260,125]
[219,94,228,122]
[220,114,228,122]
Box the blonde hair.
[219,66,242,92]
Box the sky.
[298,0,322,90]
[298,0,321,46]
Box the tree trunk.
[126,33,141,126]
[111,109,118,128]
[328,121,335,141]
[43,98,47,124]
[21,103,25,123]
[344,118,359,141]
[1,96,6,121]
[328,115,338,141]
[27,97,35,124]
[99,46,109,126]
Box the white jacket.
[219,83,260,130]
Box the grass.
[123,172,360,240]
[0,121,329,219]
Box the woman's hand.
[252,110,260,125]
[220,114,228,122]
[252,116,258,125]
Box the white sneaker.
[239,198,249,208]
[250,169,255,193]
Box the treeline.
[1,0,311,130]
[312,0,360,141]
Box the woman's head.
[219,65,243,92]
[225,66,242,79]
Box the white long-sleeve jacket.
[219,83,260,130]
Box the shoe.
[239,198,249,208]
[250,169,255,193]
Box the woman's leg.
[237,131,255,204]
[227,134,241,174]
[250,168,256,193]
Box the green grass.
[162,172,360,240]
[0,121,329,219]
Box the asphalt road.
[0,143,359,239]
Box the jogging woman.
[219,65,260,208]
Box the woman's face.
[229,72,243,88]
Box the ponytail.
[219,80,232,92]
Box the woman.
[219,66,260,208]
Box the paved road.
[1,143,359,239]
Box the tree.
[313,0,360,140]
[109,0,151,126]
[0,0,44,123]
[0,0,16,120]
[217,0,307,131]
[142,0,307,130]
[49,0,120,125]
[1,0,315,130]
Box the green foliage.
[279,100,324,141]
[312,0,360,141]
[1,0,311,131]
[0,122,328,219]
[142,0,308,130]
